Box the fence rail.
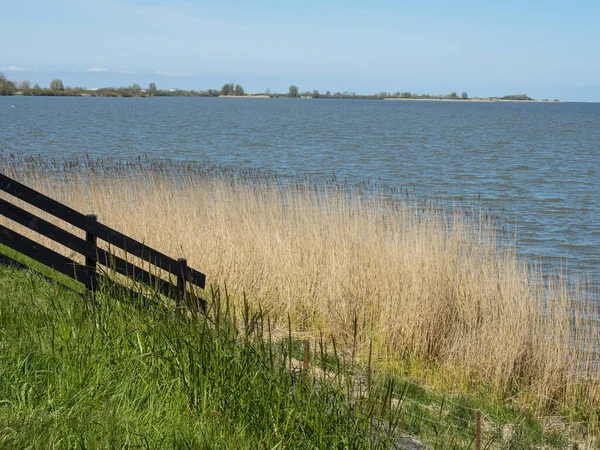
[0,172,206,310]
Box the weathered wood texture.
[0,172,206,310]
[0,173,206,288]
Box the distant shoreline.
[218,95,270,99]
[0,75,568,101]
[2,93,565,103]
[2,94,565,103]
[383,98,561,103]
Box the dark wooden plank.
[96,250,209,309]
[0,200,171,295]
[90,222,206,289]
[96,247,177,299]
[0,224,91,288]
[0,198,182,294]
[85,214,98,292]
[0,249,205,311]
[97,273,206,312]
[0,173,206,289]
[176,258,187,303]
[0,198,94,258]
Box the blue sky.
[2,0,599,100]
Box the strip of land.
[382,97,559,102]
[0,72,553,100]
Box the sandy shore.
[383,98,559,103]
[218,95,270,98]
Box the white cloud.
[88,67,110,73]
[1,65,28,72]
[155,70,193,77]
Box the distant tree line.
[220,83,245,96]
[0,73,538,101]
[270,87,473,100]
[0,72,18,95]
[501,94,533,101]
[0,73,253,98]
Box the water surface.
[1,96,598,281]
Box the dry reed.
[1,153,598,418]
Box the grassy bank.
[1,264,591,448]
[0,265,400,448]
[1,153,599,431]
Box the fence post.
[85,214,98,293]
[476,411,481,450]
[303,340,310,384]
[177,257,188,306]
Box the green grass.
[0,265,400,449]
[282,332,590,448]
[361,372,576,449]
[0,242,86,293]
[0,259,593,448]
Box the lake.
[1,96,599,282]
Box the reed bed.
[1,152,599,421]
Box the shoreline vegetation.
[0,72,558,101]
[0,266,403,448]
[0,265,590,448]
[0,152,598,443]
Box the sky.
[1,0,599,101]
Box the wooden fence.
[0,172,206,310]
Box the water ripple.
[1,96,598,280]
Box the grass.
[0,266,592,448]
[0,265,403,449]
[1,152,600,437]
[0,242,86,293]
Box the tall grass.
[1,153,598,420]
[0,265,399,448]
